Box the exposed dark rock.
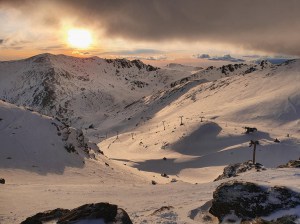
[163,157,167,161]
[152,180,157,185]
[209,181,300,222]
[58,203,132,224]
[161,173,169,178]
[214,161,265,181]
[151,206,174,216]
[241,215,299,224]
[244,127,257,134]
[278,159,300,168]
[22,203,132,224]
[244,67,257,74]
[130,80,149,88]
[21,208,70,224]
[64,143,76,153]
[274,138,280,143]
[0,178,5,184]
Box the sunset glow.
[67,29,92,49]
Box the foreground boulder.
[209,181,300,222]
[278,159,300,168]
[242,215,299,224]
[214,161,265,181]
[21,203,132,224]
[21,208,70,224]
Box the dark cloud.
[243,55,261,58]
[2,0,300,55]
[37,44,65,51]
[209,55,245,62]
[193,54,210,59]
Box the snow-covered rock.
[214,161,265,181]
[21,203,132,224]
[209,181,300,222]
[278,159,300,168]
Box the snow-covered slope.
[0,100,103,174]
[0,53,189,129]
[100,59,300,183]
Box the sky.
[0,0,299,66]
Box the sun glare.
[68,29,92,49]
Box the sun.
[67,29,92,49]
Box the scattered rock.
[6,157,12,159]
[21,208,70,224]
[244,127,257,134]
[151,180,157,185]
[214,161,265,181]
[163,157,167,161]
[278,159,300,168]
[209,181,300,222]
[170,178,177,183]
[21,203,132,224]
[0,178,5,184]
[105,162,110,167]
[274,138,280,143]
[151,206,174,216]
[88,124,94,129]
[64,143,76,153]
[161,173,169,178]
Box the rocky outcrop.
[241,215,299,224]
[21,203,132,224]
[278,159,300,168]
[214,161,265,181]
[21,208,70,224]
[209,181,300,222]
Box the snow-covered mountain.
[0,55,300,223]
[0,53,189,129]
[100,59,300,183]
[170,60,273,87]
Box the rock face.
[278,159,300,168]
[21,203,132,224]
[21,208,70,224]
[241,215,299,224]
[209,181,300,222]
[214,161,265,181]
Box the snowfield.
[0,55,299,223]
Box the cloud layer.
[1,0,300,56]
